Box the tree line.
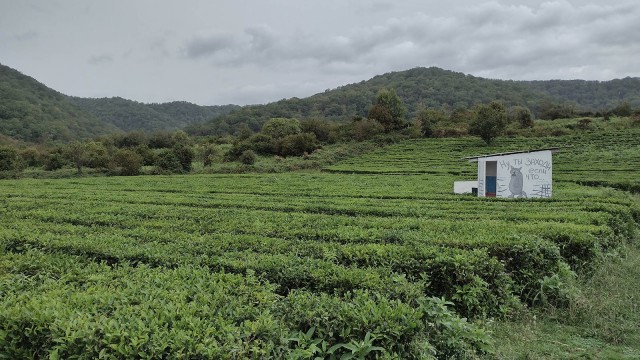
[2,88,639,179]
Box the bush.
[110,149,143,176]
[19,147,44,167]
[154,149,182,174]
[238,150,257,165]
[278,133,318,157]
[508,106,534,128]
[262,118,301,139]
[470,101,508,145]
[301,118,337,143]
[0,146,23,178]
[416,109,448,137]
[43,152,66,171]
[351,119,385,141]
[246,133,276,154]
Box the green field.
[1,128,639,358]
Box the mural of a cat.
[508,167,527,198]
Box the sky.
[1,0,639,106]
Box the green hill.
[0,63,239,143]
[0,63,119,142]
[69,97,239,133]
[189,67,640,136]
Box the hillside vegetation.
[188,67,640,136]
[0,63,238,142]
[69,97,239,133]
[0,64,118,142]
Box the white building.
[465,148,559,198]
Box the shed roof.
[464,147,562,162]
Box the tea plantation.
[1,129,639,358]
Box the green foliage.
[110,148,143,176]
[0,146,23,178]
[301,118,338,143]
[246,133,277,155]
[351,118,385,141]
[369,88,407,132]
[278,133,318,157]
[262,117,302,139]
[69,96,239,133]
[0,64,118,142]
[153,149,182,174]
[199,143,218,167]
[43,152,66,171]
[0,123,638,357]
[469,101,508,144]
[172,144,195,172]
[239,149,257,165]
[508,105,534,128]
[188,67,640,137]
[63,141,87,174]
[416,109,448,137]
[18,146,45,167]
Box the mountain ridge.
[2,63,639,143]
[187,66,640,136]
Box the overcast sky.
[1,1,638,106]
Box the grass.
[491,240,640,359]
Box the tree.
[110,148,143,176]
[470,101,508,145]
[85,141,111,169]
[238,150,257,165]
[0,146,23,178]
[246,133,276,155]
[351,118,385,141]
[612,101,633,117]
[199,143,218,167]
[508,106,534,128]
[416,109,447,137]
[368,88,406,132]
[278,133,318,157]
[154,149,182,174]
[172,144,194,172]
[261,118,301,139]
[64,141,87,175]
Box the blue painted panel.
[486,176,497,193]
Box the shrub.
[278,133,318,157]
[262,118,301,139]
[0,146,23,178]
[238,150,257,165]
[351,118,385,141]
[416,109,448,137]
[246,133,276,154]
[110,148,143,176]
[43,152,66,171]
[470,101,508,145]
[154,149,182,174]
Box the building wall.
[478,150,553,198]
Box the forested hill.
[68,97,239,133]
[0,63,119,143]
[0,63,239,143]
[187,67,640,136]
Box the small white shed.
[465,148,560,198]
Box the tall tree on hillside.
[368,89,406,132]
[416,108,447,137]
[64,141,87,175]
[470,101,508,145]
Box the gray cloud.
[88,54,113,65]
[2,0,638,106]
[183,1,640,82]
[14,31,39,41]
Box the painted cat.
[508,166,527,198]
